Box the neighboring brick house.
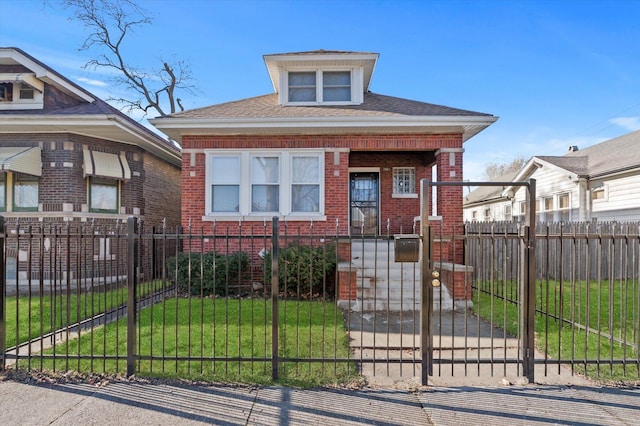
[151,50,496,303]
[0,47,181,285]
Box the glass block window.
[393,167,416,194]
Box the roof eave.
[0,114,181,166]
[151,115,498,143]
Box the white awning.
[83,149,131,180]
[0,147,42,176]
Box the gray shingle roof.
[464,171,519,205]
[535,155,589,176]
[166,92,494,120]
[565,130,640,177]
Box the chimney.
[568,145,579,153]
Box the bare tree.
[483,156,527,180]
[58,0,197,117]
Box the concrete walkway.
[0,375,638,425]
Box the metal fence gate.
[420,179,537,385]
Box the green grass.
[473,278,640,381]
[39,298,358,388]
[3,280,164,348]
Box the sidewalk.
[1,375,638,425]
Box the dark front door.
[350,172,379,236]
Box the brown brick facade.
[0,133,180,227]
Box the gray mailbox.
[394,234,420,262]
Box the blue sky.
[2,0,640,181]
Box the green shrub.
[263,242,337,297]
[166,251,249,297]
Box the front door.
[349,172,379,236]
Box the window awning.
[83,149,131,180]
[0,147,42,176]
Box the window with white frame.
[392,167,416,195]
[206,151,324,217]
[19,84,34,100]
[558,192,571,221]
[291,156,320,212]
[251,156,280,212]
[288,72,316,102]
[471,210,477,220]
[504,204,512,221]
[323,71,351,102]
[211,156,240,212]
[484,208,491,220]
[287,70,352,104]
[592,185,607,201]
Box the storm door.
[349,172,379,236]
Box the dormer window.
[0,73,44,110]
[285,69,355,105]
[265,50,377,107]
[288,72,316,102]
[323,71,351,102]
[19,85,34,100]
[0,84,11,101]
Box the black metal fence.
[0,217,361,385]
[466,220,640,380]
[2,215,639,385]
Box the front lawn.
[473,278,640,381]
[40,298,359,388]
[3,280,164,349]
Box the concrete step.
[346,239,454,312]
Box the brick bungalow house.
[0,47,181,285]
[151,50,496,305]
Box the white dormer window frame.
[0,74,44,110]
[280,67,364,106]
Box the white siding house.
[464,129,640,223]
[463,172,517,222]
